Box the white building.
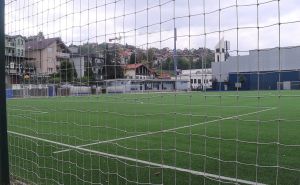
[105,79,189,93]
[177,69,213,90]
[5,35,26,58]
[215,38,230,62]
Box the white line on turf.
[9,130,266,185]
[8,108,48,114]
[53,107,276,154]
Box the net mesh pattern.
[4,0,300,184]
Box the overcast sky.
[5,0,300,54]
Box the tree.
[84,60,95,83]
[146,48,156,68]
[129,53,136,64]
[59,60,77,82]
[177,57,190,70]
[102,44,124,80]
[162,57,173,70]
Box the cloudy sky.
[5,0,300,54]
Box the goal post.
[0,0,10,184]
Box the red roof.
[126,63,144,69]
[157,72,171,79]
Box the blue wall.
[6,89,13,99]
[228,70,300,90]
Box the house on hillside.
[69,45,104,80]
[157,71,172,79]
[5,35,36,84]
[119,49,132,64]
[5,35,26,58]
[124,63,154,79]
[26,36,71,76]
[85,55,104,81]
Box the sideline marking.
[9,130,266,185]
[54,107,276,154]
[8,108,48,114]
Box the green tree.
[59,60,77,82]
[103,44,124,79]
[177,57,190,70]
[162,57,173,70]
[84,60,95,83]
[146,48,156,68]
[129,53,136,64]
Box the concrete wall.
[212,46,300,82]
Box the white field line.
[8,108,48,114]
[9,130,266,185]
[54,107,276,154]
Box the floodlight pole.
[0,0,10,185]
[173,28,177,91]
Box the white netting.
[4,0,300,185]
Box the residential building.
[26,37,71,75]
[5,35,35,84]
[157,71,171,79]
[124,63,154,79]
[5,35,26,57]
[85,55,104,81]
[119,49,132,64]
[69,45,105,80]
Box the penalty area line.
[8,130,266,185]
[53,107,276,154]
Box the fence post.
[0,0,10,184]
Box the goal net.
[4,0,300,185]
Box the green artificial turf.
[7,91,300,185]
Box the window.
[194,79,197,84]
[10,63,14,69]
[190,79,193,84]
[198,79,201,84]
[48,48,53,54]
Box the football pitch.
[7,91,300,185]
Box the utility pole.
[0,0,10,184]
[173,28,177,91]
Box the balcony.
[5,41,15,48]
[56,52,70,59]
